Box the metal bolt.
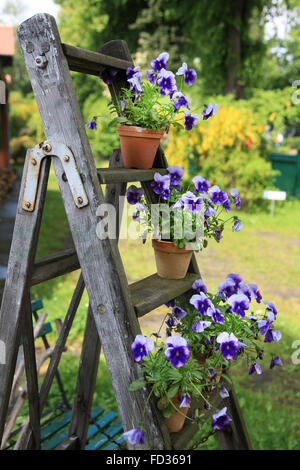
[35,55,48,69]
[25,202,31,209]
[35,57,41,64]
[64,155,70,162]
[42,143,52,153]
[31,158,37,166]
[77,196,83,204]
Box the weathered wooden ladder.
[0,13,251,450]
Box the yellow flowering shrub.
[165,105,275,208]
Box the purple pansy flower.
[237,282,252,302]
[192,175,210,194]
[166,316,178,328]
[146,69,156,84]
[249,362,262,375]
[226,273,242,288]
[167,166,184,189]
[181,191,204,213]
[131,335,154,362]
[192,320,212,333]
[217,332,240,360]
[208,185,228,206]
[248,283,262,303]
[157,69,177,96]
[211,308,224,324]
[204,205,217,218]
[172,306,187,319]
[230,188,241,209]
[176,62,197,86]
[151,52,169,72]
[264,329,282,343]
[223,199,231,212]
[180,395,190,408]
[86,118,97,130]
[218,278,236,299]
[126,66,141,80]
[128,73,143,95]
[219,385,229,399]
[165,299,175,307]
[270,356,282,369]
[172,91,189,112]
[132,212,139,221]
[184,110,200,131]
[165,336,190,368]
[151,172,171,195]
[232,219,243,232]
[190,293,213,315]
[257,319,273,336]
[202,103,218,120]
[126,185,144,205]
[192,279,207,294]
[161,189,170,200]
[227,294,250,318]
[211,407,232,431]
[99,67,118,85]
[263,301,277,318]
[123,427,145,445]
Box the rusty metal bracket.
[22,140,89,212]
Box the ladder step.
[97,168,168,184]
[129,273,199,317]
[62,43,133,76]
[31,249,79,286]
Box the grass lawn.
[28,170,300,450]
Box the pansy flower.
[211,407,232,430]
[128,73,143,95]
[172,92,189,112]
[131,335,154,362]
[219,385,229,399]
[157,69,177,96]
[208,185,228,206]
[249,362,262,375]
[211,308,224,324]
[126,185,144,205]
[151,52,169,72]
[232,219,243,232]
[192,175,210,194]
[184,110,200,131]
[230,188,241,209]
[165,299,175,308]
[126,66,141,80]
[227,293,250,318]
[226,273,242,288]
[263,301,277,319]
[166,316,178,328]
[167,166,184,189]
[218,278,236,299]
[270,356,282,369]
[223,199,231,212]
[172,306,187,319]
[264,329,282,343]
[181,191,204,213]
[237,282,252,302]
[123,427,145,445]
[216,332,240,360]
[192,320,211,333]
[257,319,273,335]
[192,279,207,294]
[202,103,218,120]
[204,205,217,218]
[248,283,262,303]
[99,67,118,85]
[146,69,156,84]
[190,292,213,315]
[151,172,171,195]
[165,336,190,368]
[180,395,190,408]
[176,62,197,86]
[86,118,97,130]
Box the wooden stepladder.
[0,13,251,450]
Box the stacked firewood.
[0,168,16,208]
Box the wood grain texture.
[98,167,168,184]
[31,248,79,286]
[0,154,50,441]
[17,14,170,449]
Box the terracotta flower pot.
[164,393,189,433]
[152,240,193,279]
[117,125,165,169]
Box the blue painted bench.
[7,299,125,450]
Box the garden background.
[1,0,300,449]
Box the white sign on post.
[262,190,286,216]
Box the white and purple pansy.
[227,293,250,318]
[181,191,204,213]
[123,427,145,445]
[183,110,200,131]
[151,172,171,195]
[146,69,156,84]
[226,273,242,288]
[167,165,184,189]
[180,394,190,408]
[172,91,189,112]
[230,188,241,209]
[202,103,218,120]
[128,73,143,95]
[232,218,243,232]
[216,332,241,360]
[126,66,141,80]
[263,301,277,318]
[192,319,212,333]
[151,52,169,72]
[157,69,177,96]
[165,336,190,368]
[192,175,210,194]
[218,277,236,299]
[219,385,229,399]
[248,283,262,303]
[131,335,154,362]
[248,362,262,375]
[86,118,97,130]
[192,278,207,294]
[172,306,187,319]
[211,407,232,430]
[176,62,197,86]
[270,356,282,369]
[264,329,282,343]
[208,185,228,206]
[126,185,144,205]
[190,292,213,315]
[237,282,252,302]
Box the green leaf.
[167,384,179,399]
[162,403,174,419]
[128,379,147,391]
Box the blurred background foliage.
[2,0,300,207]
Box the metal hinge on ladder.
[22,140,89,212]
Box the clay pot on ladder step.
[152,240,193,279]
